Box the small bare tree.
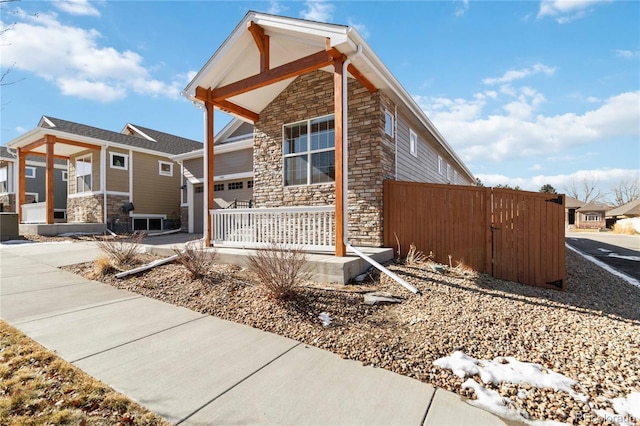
[609,178,640,207]
[95,233,145,268]
[564,177,603,203]
[246,244,310,300]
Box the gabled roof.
[0,145,66,165]
[183,11,474,182]
[6,116,202,157]
[607,198,640,217]
[171,117,253,161]
[578,201,611,212]
[565,196,585,209]
[0,146,16,161]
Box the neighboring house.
[172,118,254,234]
[606,199,640,220]
[574,201,610,229]
[182,11,475,255]
[5,116,202,233]
[0,146,67,217]
[565,196,584,228]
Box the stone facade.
[0,193,15,213]
[106,194,131,233]
[180,206,189,232]
[67,195,103,223]
[253,70,395,246]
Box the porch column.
[45,135,55,224]
[334,57,346,257]
[205,101,215,246]
[17,148,25,222]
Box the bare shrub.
[246,244,310,300]
[405,243,428,265]
[613,222,638,235]
[173,241,217,279]
[95,233,145,268]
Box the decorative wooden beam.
[347,64,377,93]
[19,138,46,153]
[211,48,342,102]
[21,136,101,154]
[248,21,270,72]
[45,135,55,224]
[214,99,259,123]
[334,57,346,257]
[46,138,102,152]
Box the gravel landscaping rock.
[62,248,640,425]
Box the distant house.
[565,196,584,228]
[0,146,67,218]
[172,118,254,233]
[181,11,475,255]
[5,116,202,233]
[606,199,640,220]
[574,201,610,229]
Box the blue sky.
[1,0,638,200]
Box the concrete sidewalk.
[0,240,516,425]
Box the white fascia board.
[122,124,156,141]
[171,138,252,161]
[4,128,46,149]
[215,117,245,142]
[214,171,253,181]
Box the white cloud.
[15,126,26,134]
[0,11,191,103]
[615,49,640,59]
[483,63,556,86]
[300,0,334,23]
[529,164,543,171]
[537,0,612,23]
[455,0,469,17]
[266,1,287,15]
[52,0,101,17]
[348,19,370,39]
[476,168,638,194]
[418,90,640,163]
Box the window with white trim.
[283,115,335,186]
[213,183,224,192]
[453,171,458,185]
[0,166,7,192]
[75,155,92,192]
[158,161,173,176]
[25,166,36,178]
[438,156,444,175]
[248,180,254,188]
[228,181,243,190]
[61,170,68,182]
[584,213,600,221]
[384,111,394,137]
[446,164,452,181]
[409,129,418,157]
[110,152,128,170]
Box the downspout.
[342,44,419,295]
[102,145,107,226]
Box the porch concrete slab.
[19,222,106,236]
[73,316,300,424]
[16,297,206,362]
[1,280,138,323]
[185,343,434,425]
[1,269,88,295]
[423,389,522,425]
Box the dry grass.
[173,242,217,280]
[612,222,638,235]
[95,233,145,268]
[405,243,429,265]
[0,320,168,425]
[91,255,116,278]
[246,244,310,300]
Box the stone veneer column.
[253,70,396,247]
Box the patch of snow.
[566,243,640,289]
[612,392,640,420]
[318,312,331,327]
[461,378,524,422]
[433,351,586,401]
[608,253,640,262]
[597,248,613,253]
[594,408,635,426]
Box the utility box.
[0,213,20,242]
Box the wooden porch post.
[205,101,215,247]
[45,135,55,224]
[17,148,26,222]
[334,57,346,257]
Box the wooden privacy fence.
[383,181,566,290]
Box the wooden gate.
[383,181,566,290]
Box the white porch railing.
[21,202,46,224]
[211,205,335,250]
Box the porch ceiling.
[6,128,103,159]
[183,12,383,117]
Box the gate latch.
[545,195,563,205]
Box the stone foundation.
[253,70,395,247]
[0,193,15,213]
[67,194,104,223]
[180,206,189,232]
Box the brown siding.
[215,149,252,177]
[183,157,203,181]
[106,148,129,193]
[132,152,181,216]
